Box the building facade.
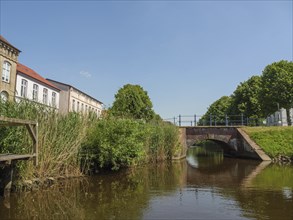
[266,108,293,126]
[16,63,60,109]
[0,35,21,101]
[46,79,103,116]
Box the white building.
[266,108,293,126]
[46,79,103,116]
[15,63,60,109]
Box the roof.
[46,78,103,104]
[17,63,60,91]
[0,35,21,52]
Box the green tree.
[110,84,155,121]
[260,60,293,125]
[229,75,263,119]
[199,96,232,125]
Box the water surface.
[0,146,292,219]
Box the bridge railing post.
[225,114,228,126]
[194,114,197,126]
[241,113,244,126]
[209,114,212,126]
[179,114,181,127]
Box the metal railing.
[164,114,263,127]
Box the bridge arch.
[187,137,236,156]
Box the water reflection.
[186,145,293,220]
[187,146,224,168]
[186,146,263,188]
[0,163,186,219]
[0,146,292,219]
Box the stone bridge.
[178,126,271,161]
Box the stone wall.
[0,39,20,101]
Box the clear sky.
[0,0,292,119]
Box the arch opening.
[188,138,237,158]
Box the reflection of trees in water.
[187,146,224,168]
[0,162,187,219]
[0,179,89,219]
[236,189,293,220]
[237,164,293,220]
[1,160,292,220]
[209,163,293,220]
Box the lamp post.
[277,103,282,126]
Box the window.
[72,99,75,111]
[21,79,28,98]
[2,61,11,83]
[77,101,80,111]
[52,92,56,107]
[33,84,39,101]
[81,103,84,112]
[85,105,88,112]
[43,88,48,104]
[0,91,9,102]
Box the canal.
[1,145,293,219]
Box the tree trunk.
[286,108,292,126]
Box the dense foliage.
[110,84,155,121]
[229,75,263,118]
[198,96,232,125]
[260,60,293,125]
[200,60,293,125]
[83,117,180,171]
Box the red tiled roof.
[17,63,60,91]
[0,35,21,52]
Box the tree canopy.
[200,60,293,126]
[199,96,232,125]
[110,84,155,121]
[229,75,263,118]
[260,60,293,118]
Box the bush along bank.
[82,117,181,172]
[242,127,293,163]
[0,101,181,189]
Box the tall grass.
[0,100,95,181]
[1,100,181,182]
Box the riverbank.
[0,101,181,190]
[242,127,293,163]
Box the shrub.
[83,117,180,171]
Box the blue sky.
[0,1,292,119]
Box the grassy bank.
[242,127,293,158]
[0,101,180,184]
